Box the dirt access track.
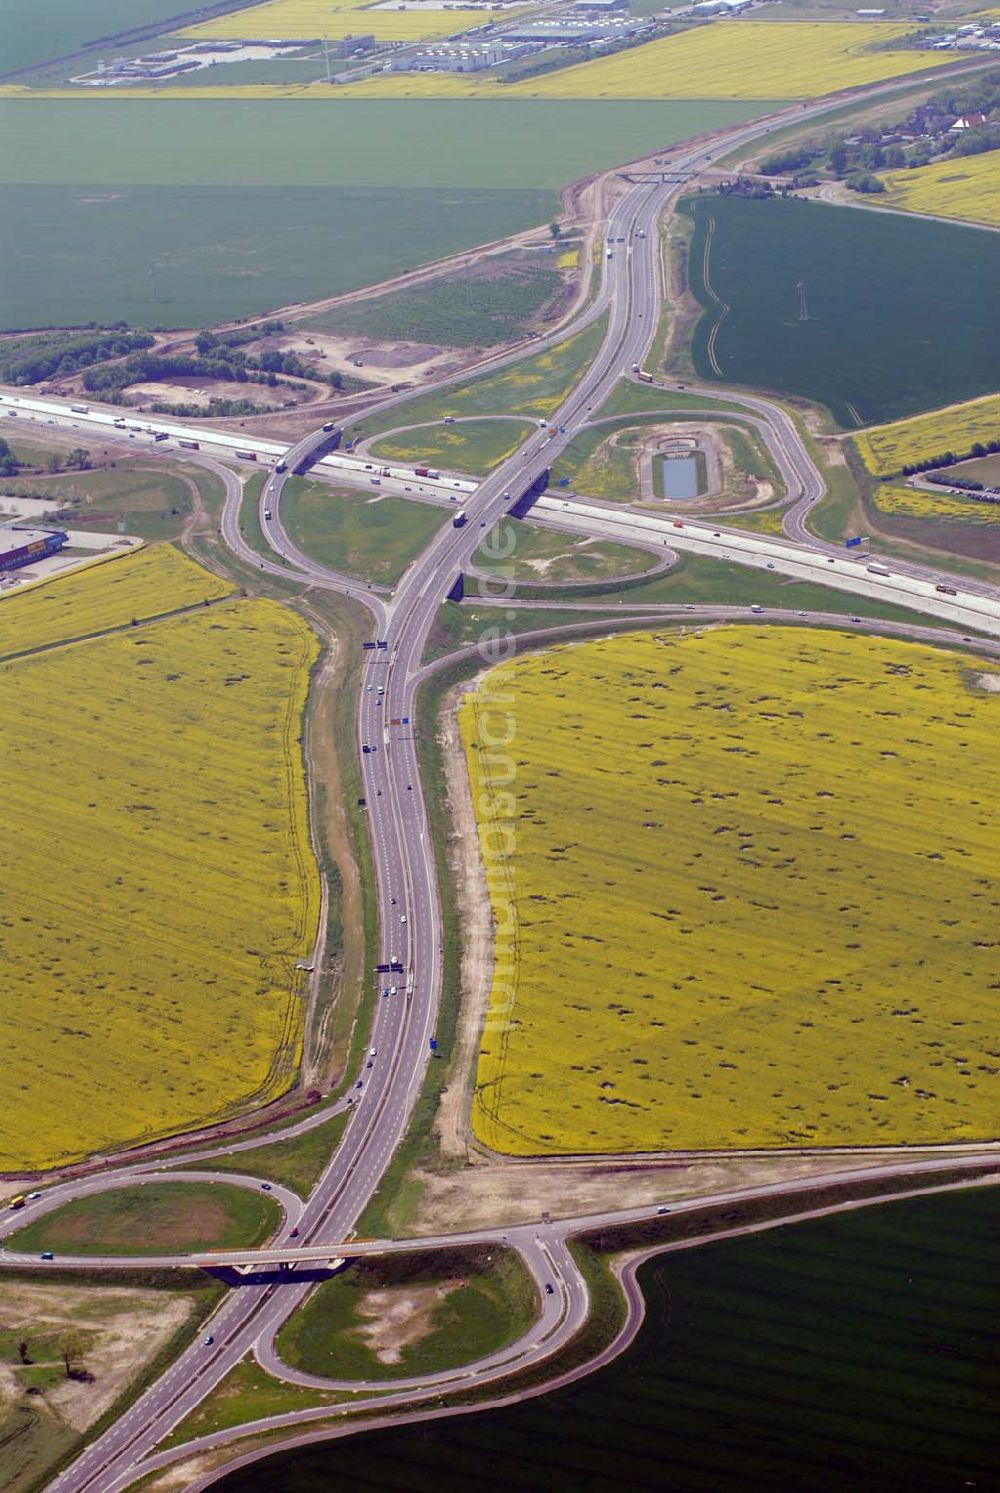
[407,662,989,1239]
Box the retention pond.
[660,453,699,499]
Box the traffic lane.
[14,1147,996,1274]
[41,90,955,1481]
[532,497,1000,634]
[204,451,388,623]
[254,1235,580,1395]
[260,469,391,597]
[260,470,393,615]
[0,1169,304,1262]
[152,1168,999,1493]
[412,605,1000,689]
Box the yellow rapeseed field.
[183,0,490,44]
[2,18,947,98]
[462,627,999,1154]
[854,394,1000,475]
[0,545,232,662]
[880,151,1000,229]
[873,484,1000,524]
[329,21,950,98]
[0,578,320,1171]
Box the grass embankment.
[599,382,747,419]
[179,1110,351,1197]
[0,548,321,1171]
[8,1184,281,1258]
[422,602,658,666]
[370,419,534,477]
[160,1356,351,1451]
[280,476,446,586]
[463,549,952,629]
[6,463,206,543]
[463,626,999,1153]
[276,1246,537,1382]
[348,319,607,444]
[474,522,656,585]
[555,422,643,502]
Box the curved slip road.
[9,69,1000,1493]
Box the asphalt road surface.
[3,69,999,1493]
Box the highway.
[5,74,1000,1493]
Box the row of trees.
[898,439,1000,477]
[0,329,154,387]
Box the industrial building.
[393,39,536,71]
[504,15,648,41]
[0,528,68,573]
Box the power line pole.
[796,279,810,322]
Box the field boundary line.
[0,591,237,668]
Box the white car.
[369,1047,377,1057]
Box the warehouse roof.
[0,527,66,558]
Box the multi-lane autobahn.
[3,72,999,1493]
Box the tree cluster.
[757,69,1000,193]
[80,320,336,403]
[0,328,155,387]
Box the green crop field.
[463,626,998,1154]
[0,101,780,190]
[0,0,207,74]
[0,186,555,332]
[218,1188,999,1493]
[7,1182,281,1256]
[304,254,563,349]
[370,419,534,476]
[686,195,1000,427]
[0,99,774,330]
[280,478,446,586]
